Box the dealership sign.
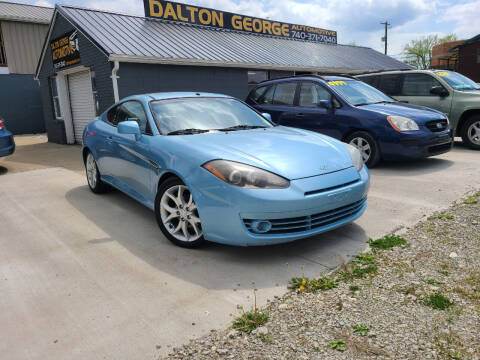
[144,0,337,44]
[50,30,80,70]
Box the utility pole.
[380,21,391,55]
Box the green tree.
[403,34,457,69]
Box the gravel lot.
[164,191,480,360]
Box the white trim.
[108,54,367,74]
[111,60,120,102]
[56,65,90,144]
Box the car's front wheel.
[155,177,205,248]
[461,115,480,150]
[345,131,381,168]
[85,152,110,193]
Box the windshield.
[327,79,394,106]
[150,97,273,134]
[434,70,480,91]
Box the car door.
[287,81,339,137]
[255,82,299,124]
[396,73,452,115]
[110,101,155,203]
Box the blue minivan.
[246,75,453,167]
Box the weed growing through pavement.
[288,276,338,293]
[434,214,454,220]
[330,339,346,352]
[349,285,360,293]
[353,324,369,336]
[257,332,273,344]
[232,290,269,333]
[424,293,454,310]
[368,235,408,250]
[463,196,478,205]
[354,253,376,265]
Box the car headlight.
[387,115,419,131]
[344,144,364,171]
[203,160,290,189]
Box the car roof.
[356,69,447,77]
[257,74,356,87]
[121,92,233,102]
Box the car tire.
[460,115,480,150]
[345,131,381,168]
[155,177,205,248]
[84,151,110,194]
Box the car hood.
[169,126,353,180]
[359,102,446,122]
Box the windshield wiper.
[356,100,393,106]
[216,125,268,132]
[167,128,210,135]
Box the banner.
[144,0,337,44]
[50,30,80,70]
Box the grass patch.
[349,285,360,293]
[257,332,273,344]
[288,276,338,293]
[426,278,443,286]
[424,293,454,310]
[354,253,376,265]
[232,309,269,333]
[436,214,454,220]
[426,227,434,232]
[368,235,407,250]
[463,197,478,205]
[330,339,346,352]
[352,265,378,278]
[353,324,369,336]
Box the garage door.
[68,70,95,144]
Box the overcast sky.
[20,0,480,58]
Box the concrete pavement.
[0,136,479,359]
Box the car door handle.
[296,113,305,118]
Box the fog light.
[251,220,272,233]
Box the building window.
[248,71,268,90]
[0,25,7,66]
[50,77,62,119]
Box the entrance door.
[68,70,95,144]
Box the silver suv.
[357,70,480,149]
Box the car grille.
[243,198,366,235]
[425,119,448,132]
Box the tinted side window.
[378,74,402,96]
[360,75,378,87]
[298,82,331,107]
[402,74,442,96]
[273,82,297,106]
[250,86,268,103]
[116,101,151,134]
[258,85,275,105]
[107,106,118,125]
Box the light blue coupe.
[82,93,370,247]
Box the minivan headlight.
[203,160,290,189]
[344,144,364,171]
[387,115,419,131]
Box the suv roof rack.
[257,74,327,84]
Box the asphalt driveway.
[0,135,479,359]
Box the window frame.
[105,100,154,136]
[49,76,62,119]
[0,25,7,67]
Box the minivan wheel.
[155,177,205,248]
[461,115,480,150]
[345,131,381,168]
[84,152,110,193]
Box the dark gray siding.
[0,74,45,134]
[117,63,249,100]
[269,70,295,79]
[38,13,113,143]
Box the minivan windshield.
[150,97,273,135]
[328,79,394,106]
[434,70,480,91]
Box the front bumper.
[0,131,15,157]
[379,128,453,161]
[188,166,370,246]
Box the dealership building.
[36,1,411,144]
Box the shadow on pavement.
[65,185,368,291]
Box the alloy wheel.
[349,137,371,163]
[160,185,202,242]
[86,153,97,189]
[467,121,480,145]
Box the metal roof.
[0,1,53,24]
[46,5,412,74]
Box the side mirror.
[262,113,273,122]
[430,86,449,97]
[317,100,333,110]
[118,120,141,141]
